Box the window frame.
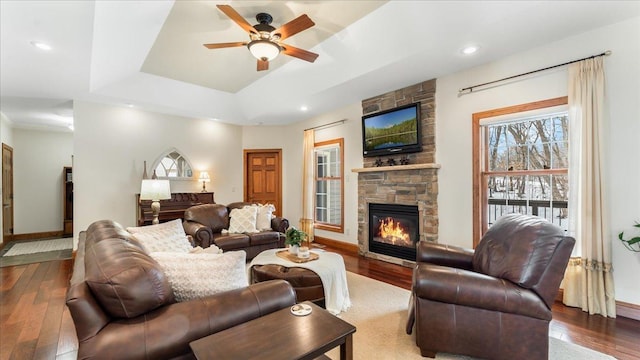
[472,97,568,247]
[313,138,344,233]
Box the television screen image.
[362,103,421,157]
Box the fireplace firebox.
[368,203,419,261]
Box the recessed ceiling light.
[126,103,134,108]
[30,41,52,51]
[462,46,479,55]
[300,106,308,112]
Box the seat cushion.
[248,231,280,246]
[213,233,250,250]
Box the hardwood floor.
[1,247,638,360]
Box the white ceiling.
[1,1,639,132]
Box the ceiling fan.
[204,4,319,71]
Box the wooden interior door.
[2,143,14,245]
[244,149,282,217]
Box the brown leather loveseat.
[66,220,296,360]
[182,202,288,260]
[407,213,575,360]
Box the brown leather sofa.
[182,202,288,260]
[66,220,296,360]
[407,213,575,360]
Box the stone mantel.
[351,163,441,173]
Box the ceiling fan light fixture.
[248,40,280,61]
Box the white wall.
[73,101,244,243]
[436,17,640,304]
[242,102,363,244]
[1,112,13,147]
[12,128,73,234]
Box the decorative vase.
[288,245,299,255]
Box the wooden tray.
[276,250,319,263]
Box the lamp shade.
[248,40,280,61]
[198,171,211,183]
[140,179,171,201]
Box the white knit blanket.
[248,249,351,315]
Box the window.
[151,148,194,180]
[314,138,344,232]
[473,97,568,246]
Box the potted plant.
[619,222,640,252]
[285,227,307,255]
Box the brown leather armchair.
[183,202,288,260]
[407,213,575,360]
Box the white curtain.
[301,129,315,245]
[563,56,616,317]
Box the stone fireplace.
[353,79,439,267]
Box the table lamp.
[140,179,171,224]
[198,171,210,192]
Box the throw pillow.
[227,206,259,233]
[150,250,248,302]
[190,245,223,254]
[127,219,193,253]
[255,204,275,231]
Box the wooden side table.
[189,302,356,360]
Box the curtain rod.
[304,119,346,131]
[458,50,611,95]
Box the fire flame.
[378,217,410,245]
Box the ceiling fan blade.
[216,4,258,35]
[271,14,315,41]
[203,42,247,49]
[257,59,269,71]
[281,44,319,63]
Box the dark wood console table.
[136,192,214,226]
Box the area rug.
[0,238,73,267]
[324,272,616,360]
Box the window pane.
[507,175,527,200]
[530,174,551,201]
[552,115,569,142]
[507,145,527,170]
[551,141,568,168]
[529,143,551,170]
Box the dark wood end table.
[189,302,356,360]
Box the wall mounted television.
[362,103,422,158]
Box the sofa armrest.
[77,280,296,360]
[416,242,474,270]
[413,263,551,320]
[183,221,213,248]
[270,217,289,233]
